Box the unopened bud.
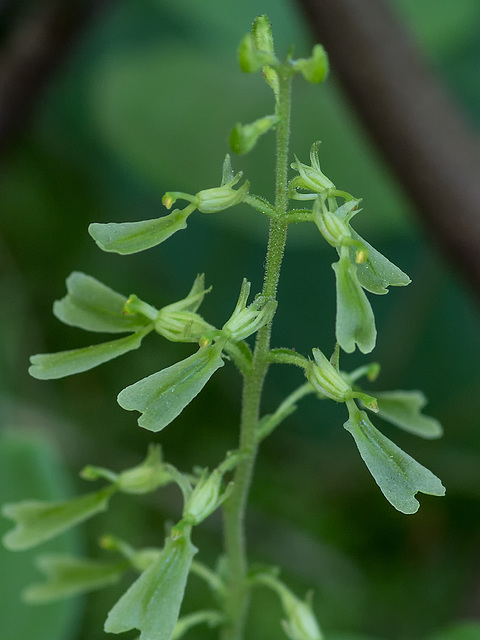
[306,348,351,402]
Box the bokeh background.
[1,1,480,639]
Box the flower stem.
[220,68,292,640]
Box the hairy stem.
[221,69,292,640]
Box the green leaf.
[29,330,148,380]
[23,555,128,603]
[344,409,445,514]
[104,529,197,640]
[88,208,192,255]
[53,272,150,333]
[373,391,443,439]
[117,342,225,432]
[332,253,376,354]
[2,486,116,550]
[350,232,411,295]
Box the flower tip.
[162,194,174,209]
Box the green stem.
[220,68,292,640]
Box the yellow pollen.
[355,250,367,264]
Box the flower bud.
[117,445,172,494]
[293,44,329,84]
[282,593,323,640]
[183,469,229,525]
[164,170,249,215]
[313,199,351,248]
[289,142,334,197]
[154,309,214,343]
[196,174,250,213]
[306,348,351,402]
[222,279,277,342]
[252,15,274,55]
[230,115,279,155]
[238,34,273,73]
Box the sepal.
[344,407,445,514]
[2,486,116,550]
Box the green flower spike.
[163,155,249,214]
[105,526,197,640]
[344,402,445,514]
[2,486,116,550]
[289,142,335,199]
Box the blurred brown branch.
[0,0,108,161]
[296,0,480,293]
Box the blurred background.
[1,1,480,639]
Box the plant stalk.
[220,68,292,640]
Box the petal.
[373,390,443,439]
[89,208,191,255]
[344,409,445,514]
[2,487,115,550]
[332,256,376,354]
[117,342,225,432]
[29,331,148,379]
[23,555,127,603]
[350,231,411,295]
[105,531,197,640]
[54,272,149,333]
